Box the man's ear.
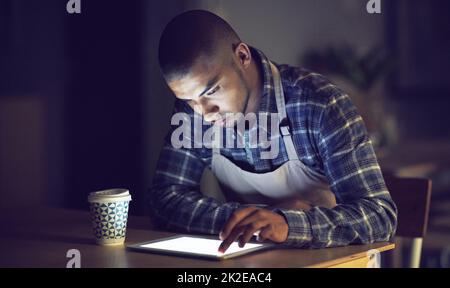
[233,42,251,68]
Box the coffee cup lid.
[88,188,132,203]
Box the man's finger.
[238,221,269,247]
[219,211,267,253]
[218,225,247,253]
[219,207,259,240]
[219,209,263,253]
[257,225,273,242]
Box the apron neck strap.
[269,62,299,161]
[213,62,299,161]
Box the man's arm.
[275,91,398,248]
[148,103,242,235]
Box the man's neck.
[243,52,263,115]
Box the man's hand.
[218,207,288,253]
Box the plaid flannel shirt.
[148,47,397,248]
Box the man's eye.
[206,86,220,96]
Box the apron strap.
[212,125,222,155]
[270,62,299,161]
[212,146,221,155]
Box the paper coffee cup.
[88,188,132,245]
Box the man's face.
[167,54,250,128]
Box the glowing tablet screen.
[140,236,264,257]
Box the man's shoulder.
[277,63,346,108]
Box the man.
[149,10,397,253]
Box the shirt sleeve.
[148,101,242,235]
[275,92,398,248]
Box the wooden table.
[0,206,394,268]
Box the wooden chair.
[383,175,432,268]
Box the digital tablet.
[127,235,274,260]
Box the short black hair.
[158,10,240,81]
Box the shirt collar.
[251,47,278,115]
[234,47,278,140]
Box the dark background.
[1,0,184,213]
[1,1,449,218]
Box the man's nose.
[195,101,219,122]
